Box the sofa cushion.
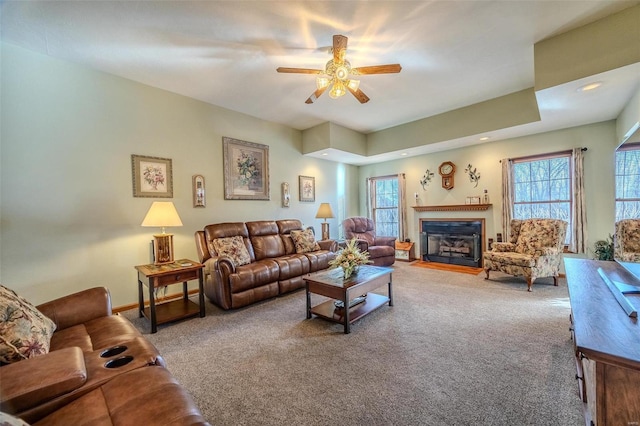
[0,285,57,364]
[49,315,142,352]
[290,229,321,253]
[211,236,251,266]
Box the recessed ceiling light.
[401,152,408,156]
[578,82,602,92]
[479,136,490,141]
[321,152,328,156]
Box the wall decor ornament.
[420,169,434,190]
[464,163,481,187]
[282,182,291,207]
[299,175,315,202]
[223,137,270,200]
[131,154,173,198]
[192,175,205,207]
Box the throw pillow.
[211,236,251,267]
[290,229,321,254]
[0,285,57,364]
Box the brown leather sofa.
[195,219,337,310]
[342,217,396,267]
[0,287,208,425]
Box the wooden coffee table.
[304,265,393,334]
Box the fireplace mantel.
[412,204,492,212]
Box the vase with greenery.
[593,234,614,261]
[329,238,371,279]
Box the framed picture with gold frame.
[223,137,270,200]
[131,154,173,198]
[299,175,315,202]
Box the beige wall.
[0,43,358,306]
[359,121,618,259]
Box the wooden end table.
[304,265,393,334]
[135,259,205,333]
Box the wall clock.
[438,161,456,190]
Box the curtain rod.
[500,147,587,162]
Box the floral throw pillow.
[290,229,321,254]
[0,285,57,364]
[211,236,251,267]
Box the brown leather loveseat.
[195,219,337,310]
[0,286,208,425]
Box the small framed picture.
[131,154,173,198]
[222,137,270,200]
[193,175,205,207]
[299,175,315,202]
[469,196,481,204]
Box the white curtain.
[571,147,588,253]
[501,158,513,240]
[397,173,407,241]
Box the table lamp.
[141,201,183,264]
[315,203,335,240]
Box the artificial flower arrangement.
[329,238,371,279]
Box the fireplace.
[420,219,484,267]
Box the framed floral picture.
[131,154,173,198]
[299,175,315,202]
[223,137,270,200]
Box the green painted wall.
[1,43,358,306]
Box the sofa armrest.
[373,236,396,248]
[0,347,87,414]
[36,287,112,331]
[318,239,338,252]
[491,242,516,252]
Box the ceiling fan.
[276,35,402,104]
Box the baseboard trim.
[113,289,201,314]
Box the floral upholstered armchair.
[483,219,568,291]
[614,219,640,262]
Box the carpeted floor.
[122,262,584,426]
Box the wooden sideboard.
[564,258,640,426]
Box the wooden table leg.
[343,291,351,334]
[138,278,144,318]
[388,273,394,307]
[198,271,205,318]
[148,283,157,334]
[306,283,311,319]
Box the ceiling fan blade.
[333,35,348,64]
[305,86,328,104]
[276,67,323,74]
[347,86,370,104]
[351,64,402,75]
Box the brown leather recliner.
[342,217,396,267]
[0,287,207,425]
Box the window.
[616,143,640,221]
[369,176,399,237]
[512,153,572,244]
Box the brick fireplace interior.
[419,219,485,268]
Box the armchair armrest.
[533,247,561,257]
[36,287,112,331]
[0,347,87,414]
[373,236,396,248]
[491,242,516,252]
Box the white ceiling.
[2,1,639,164]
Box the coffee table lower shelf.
[141,299,201,327]
[310,293,390,326]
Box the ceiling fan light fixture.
[335,65,349,81]
[329,80,347,99]
[347,79,360,91]
[316,76,331,90]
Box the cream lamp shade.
[315,203,335,240]
[141,202,183,264]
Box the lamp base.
[153,234,175,265]
[321,222,330,241]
